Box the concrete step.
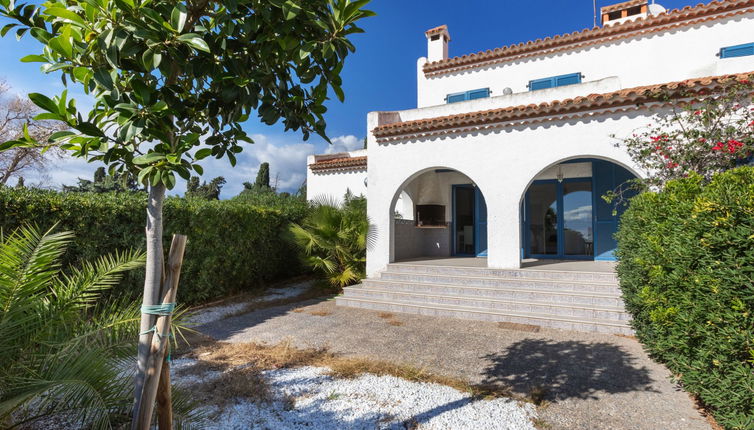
[386,263,618,283]
[360,279,624,307]
[335,295,633,335]
[378,272,621,295]
[343,286,630,321]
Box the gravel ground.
[185,281,314,325]
[172,358,537,430]
[195,297,711,430]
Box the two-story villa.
[308,0,754,333]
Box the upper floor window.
[446,88,490,103]
[720,43,754,59]
[528,73,583,91]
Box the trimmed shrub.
[615,167,754,429]
[0,187,307,304]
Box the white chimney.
[425,25,450,62]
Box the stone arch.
[518,155,641,262]
[387,166,489,265]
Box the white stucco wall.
[360,5,754,277]
[417,12,754,108]
[306,150,367,205]
[365,107,657,277]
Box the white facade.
[306,150,367,204]
[311,1,754,277]
[417,6,754,108]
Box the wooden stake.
[135,234,187,430]
[156,355,173,430]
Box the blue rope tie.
[139,302,178,362]
[141,303,176,316]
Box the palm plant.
[289,192,373,290]
[0,225,198,428]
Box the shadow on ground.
[481,338,658,402]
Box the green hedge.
[615,167,754,429]
[0,188,308,304]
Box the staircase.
[336,262,633,335]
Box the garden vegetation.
[0,187,307,304]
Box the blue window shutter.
[447,88,490,104]
[555,73,581,86]
[720,43,754,58]
[447,92,466,103]
[529,77,554,91]
[467,88,490,100]
[529,73,581,91]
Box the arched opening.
[390,168,488,264]
[520,157,639,262]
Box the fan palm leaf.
[0,225,201,429]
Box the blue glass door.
[475,187,488,257]
[525,179,593,259]
[452,185,488,257]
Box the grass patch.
[308,310,333,317]
[175,338,528,405]
[387,320,403,326]
[377,312,394,319]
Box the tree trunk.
[136,234,186,430]
[133,183,166,427]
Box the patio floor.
[195,291,710,430]
[394,257,617,273]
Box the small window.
[446,88,490,103]
[720,43,754,59]
[528,73,582,91]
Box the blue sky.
[0,0,698,196]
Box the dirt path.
[195,297,711,430]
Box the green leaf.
[33,112,63,121]
[131,79,151,105]
[282,0,302,20]
[44,7,87,27]
[193,164,203,175]
[194,148,212,160]
[177,33,210,53]
[133,152,165,165]
[28,93,59,114]
[49,25,73,58]
[92,68,114,90]
[75,122,105,137]
[141,49,162,70]
[137,166,152,184]
[170,4,187,33]
[0,23,17,37]
[19,54,47,63]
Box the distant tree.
[362,136,367,149]
[14,176,23,188]
[64,167,141,193]
[0,80,64,185]
[296,181,308,200]
[185,176,225,200]
[240,162,274,196]
[93,166,106,184]
[256,162,270,188]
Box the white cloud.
[17,133,365,198]
[324,135,363,154]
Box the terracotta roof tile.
[372,72,754,141]
[423,0,754,76]
[601,0,646,14]
[309,155,367,172]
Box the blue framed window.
[720,43,754,59]
[528,73,582,91]
[446,88,490,103]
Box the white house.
[318,0,754,333]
